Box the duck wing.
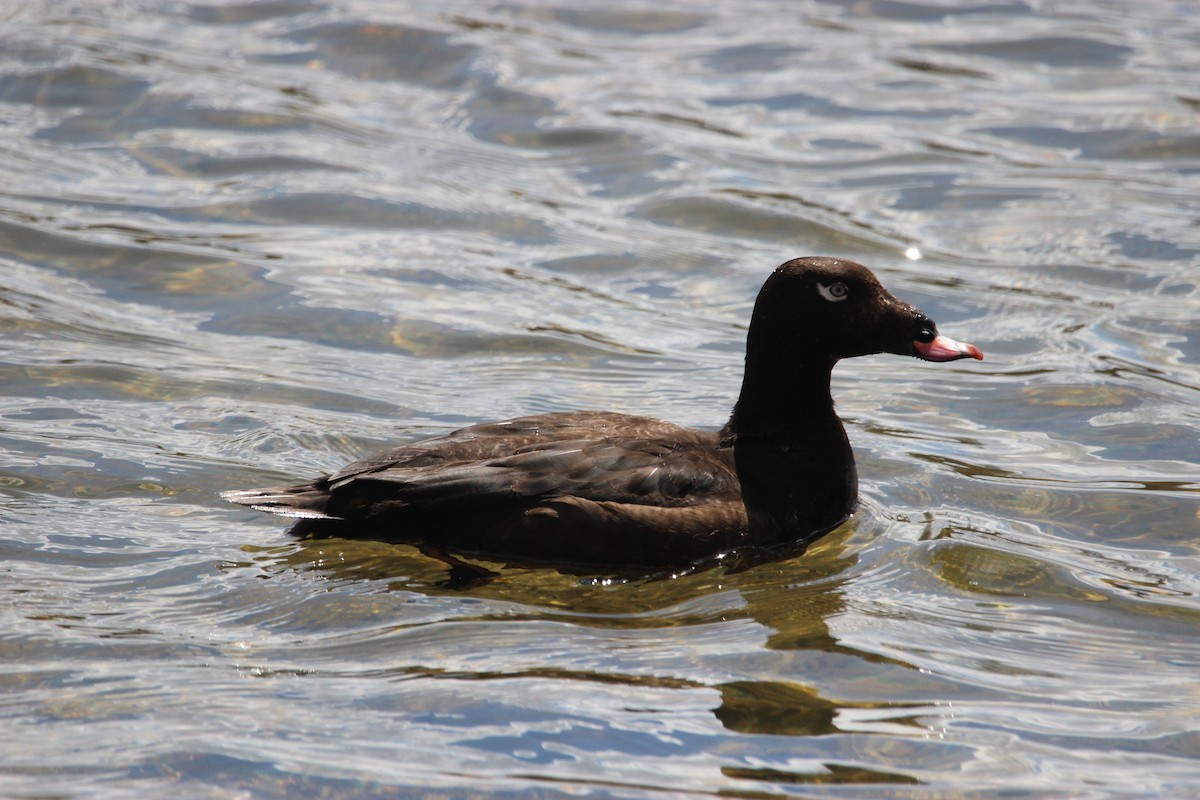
[334,436,738,514]
[224,411,737,520]
[322,430,744,566]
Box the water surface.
[2,0,1199,797]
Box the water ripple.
[2,0,1199,797]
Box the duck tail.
[220,483,338,520]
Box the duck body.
[224,257,982,568]
[232,411,748,566]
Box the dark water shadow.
[280,513,851,590]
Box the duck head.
[746,256,983,367]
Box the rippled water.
[3,0,1199,797]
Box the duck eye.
[817,281,849,303]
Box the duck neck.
[720,356,858,544]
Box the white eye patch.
[817,281,849,302]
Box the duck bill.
[913,334,983,362]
